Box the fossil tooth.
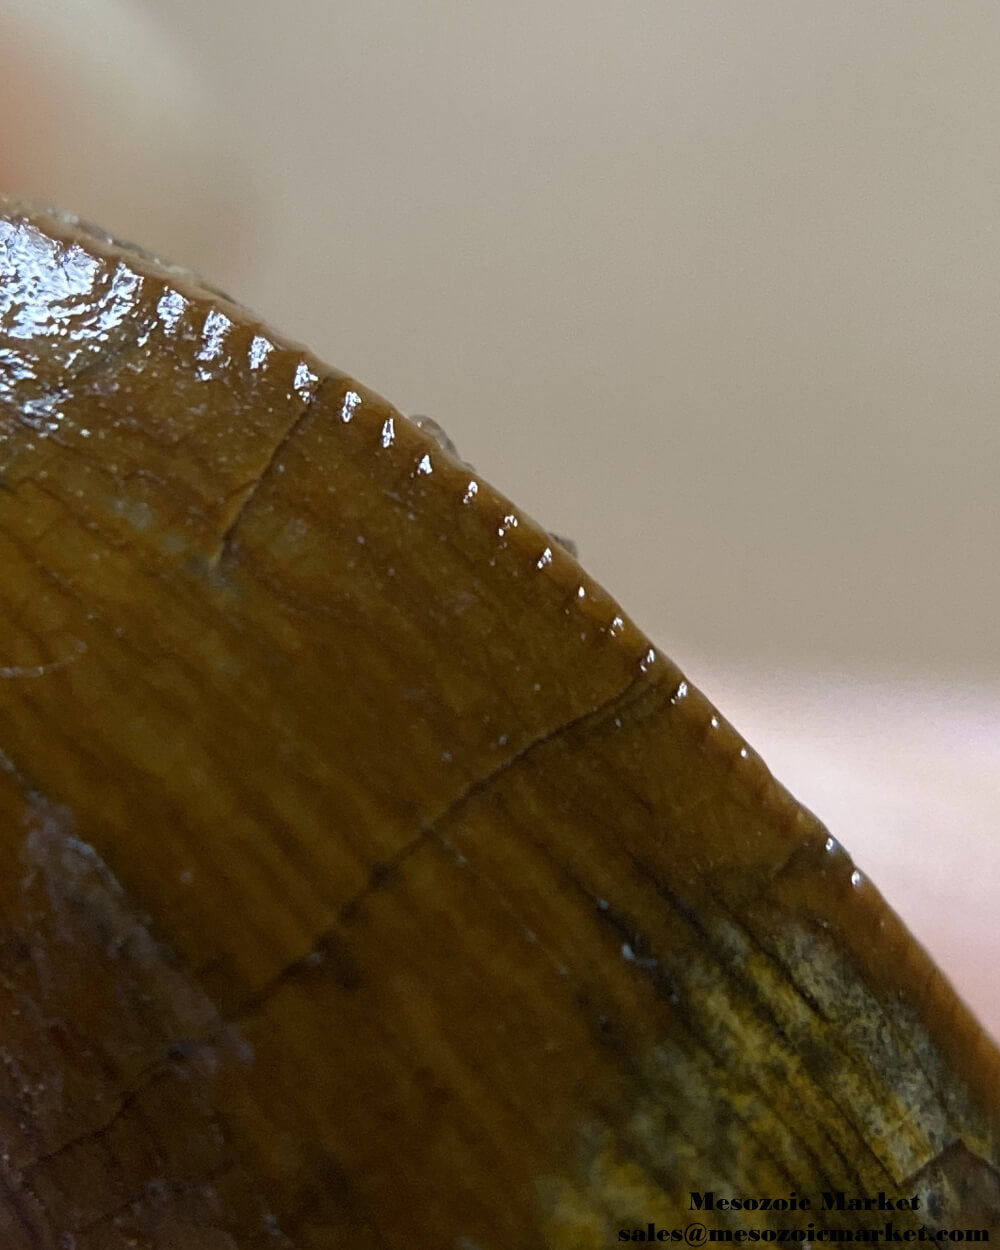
[0,199,997,1248]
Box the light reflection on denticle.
[197,309,232,362]
[293,362,318,399]
[248,335,274,371]
[156,289,187,334]
[340,390,361,423]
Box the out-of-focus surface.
[691,659,1000,1044]
[0,0,247,280]
[1,2,997,1036]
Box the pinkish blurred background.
[2,1,997,1038]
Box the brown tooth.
[0,199,997,1249]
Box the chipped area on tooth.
[416,453,433,475]
[381,417,395,449]
[536,546,553,570]
[462,480,478,505]
[670,679,688,704]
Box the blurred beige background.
[2,2,998,1035]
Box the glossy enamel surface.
[0,202,998,1247]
